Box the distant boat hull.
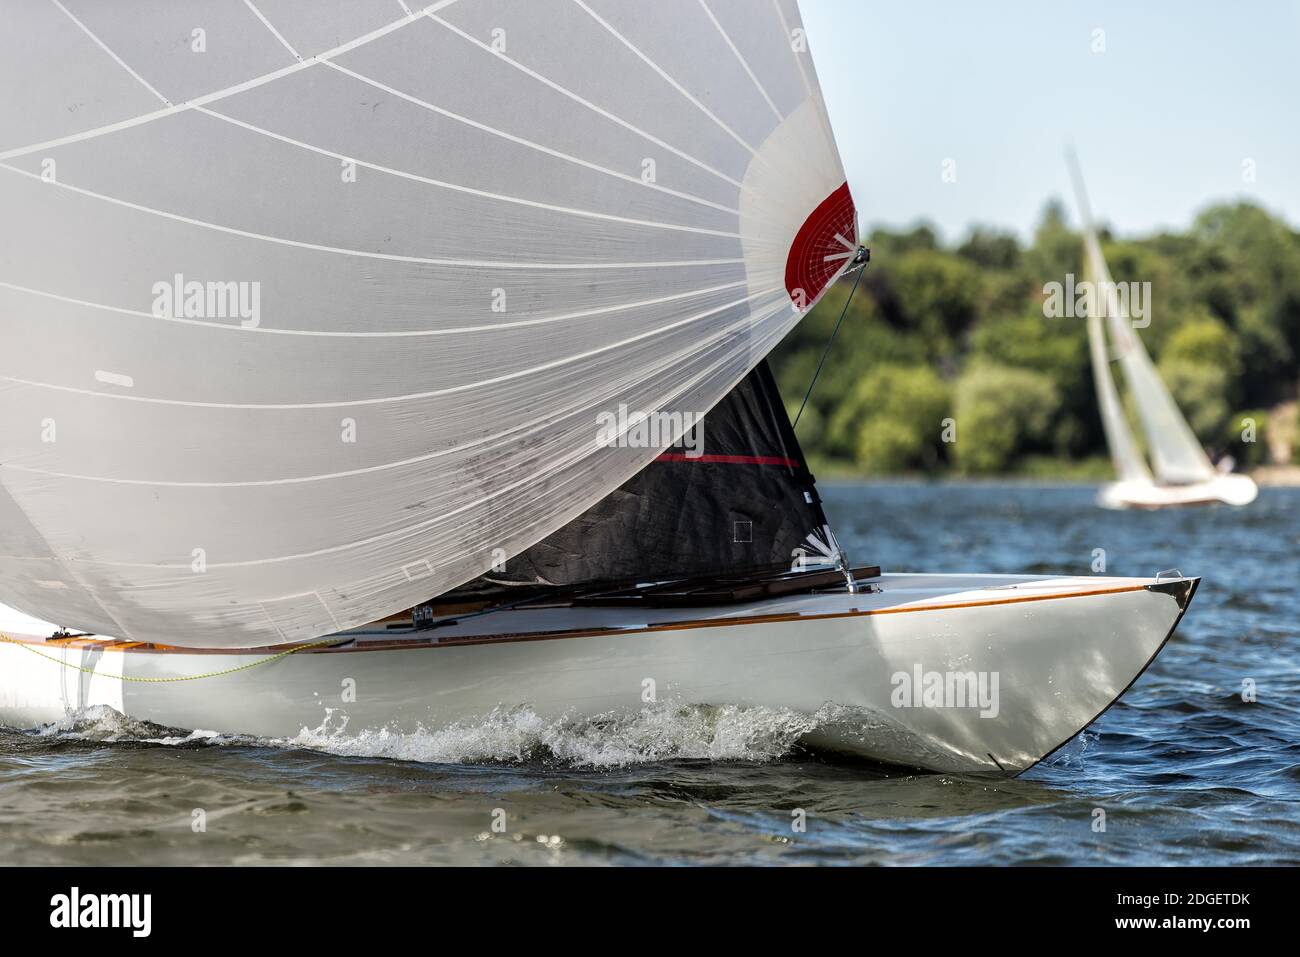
[1098,474,1258,510]
[0,573,1196,775]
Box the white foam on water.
[25,701,854,768]
[34,704,154,740]
[30,705,256,747]
[290,702,826,767]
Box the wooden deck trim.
[2,583,1152,657]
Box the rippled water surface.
[2,484,1297,865]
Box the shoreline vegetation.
[809,460,1300,487]
[770,200,1300,483]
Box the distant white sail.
[1098,298,1216,485]
[0,1,856,647]
[1068,151,1214,487]
[1085,312,1152,484]
[1085,243,1216,485]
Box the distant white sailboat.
[1067,154,1258,510]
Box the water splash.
[1038,728,1097,769]
[291,702,825,768]
[31,705,250,748]
[35,705,169,741]
[22,701,829,768]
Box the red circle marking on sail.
[784,182,857,308]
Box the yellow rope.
[0,631,341,683]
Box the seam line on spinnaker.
[50,0,172,106]
[572,0,759,156]
[429,13,745,188]
[769,0,838,155]
[0,1,463,162]
[0,287,782,410]
[1,299,796,570]
[194,105,741,238]
[0,277,750,338]
[0,162,742,271]
[320,60,742,216]
[698,0,785,122]
[1,293,784,489]
[771,0,813,98]
[242,0,303,62]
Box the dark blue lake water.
[2,484,1297,865]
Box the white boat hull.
[0,573,1196,774]
[1098,474,1258,510]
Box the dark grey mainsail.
[448,360,834,600]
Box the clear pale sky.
[800,0,1300,243]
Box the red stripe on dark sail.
[784,182,857,308]
[655,453,802,468]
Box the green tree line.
[771,201,1300,476]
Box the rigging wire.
[792,247,869,431]
[0,630,343,683]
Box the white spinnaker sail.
[0,0,855,647]
[1067,152,1214,486]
